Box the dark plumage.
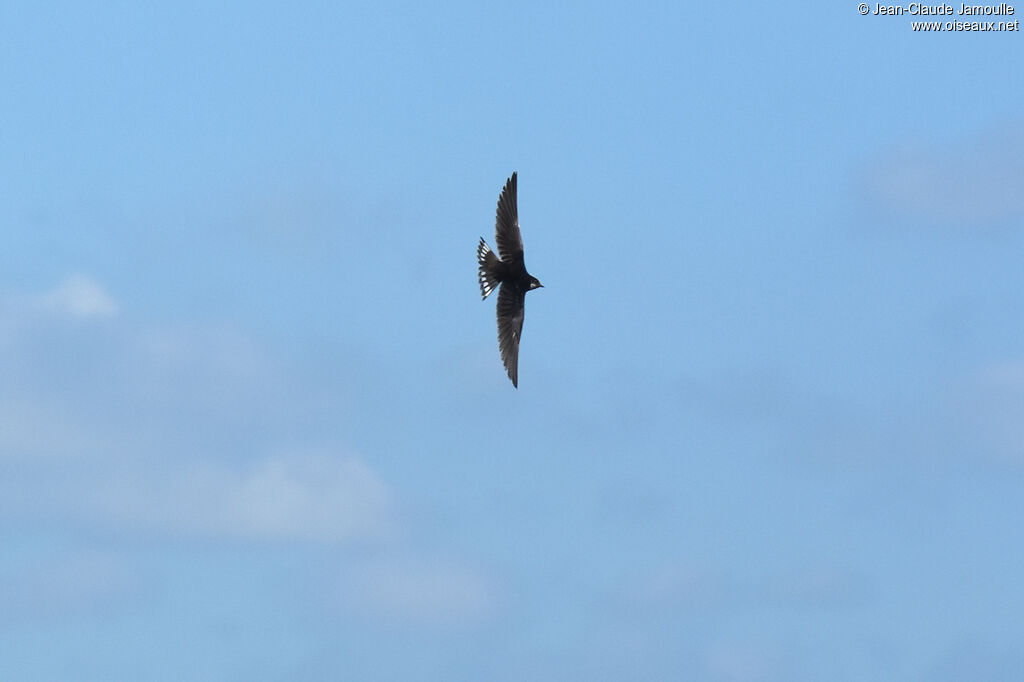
[477,172,543,388]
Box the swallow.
[477,172,543,388]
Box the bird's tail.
[477,238,500,299]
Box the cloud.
[621,559,873,615]
[964,359,1024,465]
[0,276,500,635]
[1,453,396,544]
[38,274,118,318]
[0,277,394,544]
[185,454,395,542]
[860,121,1024,228]
[704,640,792,682]
[0,273,117,344]
[82,454,396,543]
[342,556,494,626]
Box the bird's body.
[478,172,543,388]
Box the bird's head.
[528,277,544,291]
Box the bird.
[477,172,543,388]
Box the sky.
[2,2,1024,680]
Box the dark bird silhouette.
[477,172,543,388]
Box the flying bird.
[477,172,543,388]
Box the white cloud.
[0,274,504,639]
[38,274,118,318]
[861,122,1024,228]
[967,360,1024,464]
[622,559,872,615]
[209,454,395,542]
[0,281,389,543]
[79,454,396,543]
[344,557,493,626]
[705,640,789,682]
[978,359,1024,389]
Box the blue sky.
[3,2,1024,680]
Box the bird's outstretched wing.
[496,282,525,388]
[494,172,523,262]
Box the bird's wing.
[496,282,525,388]
[494,172,523,262]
